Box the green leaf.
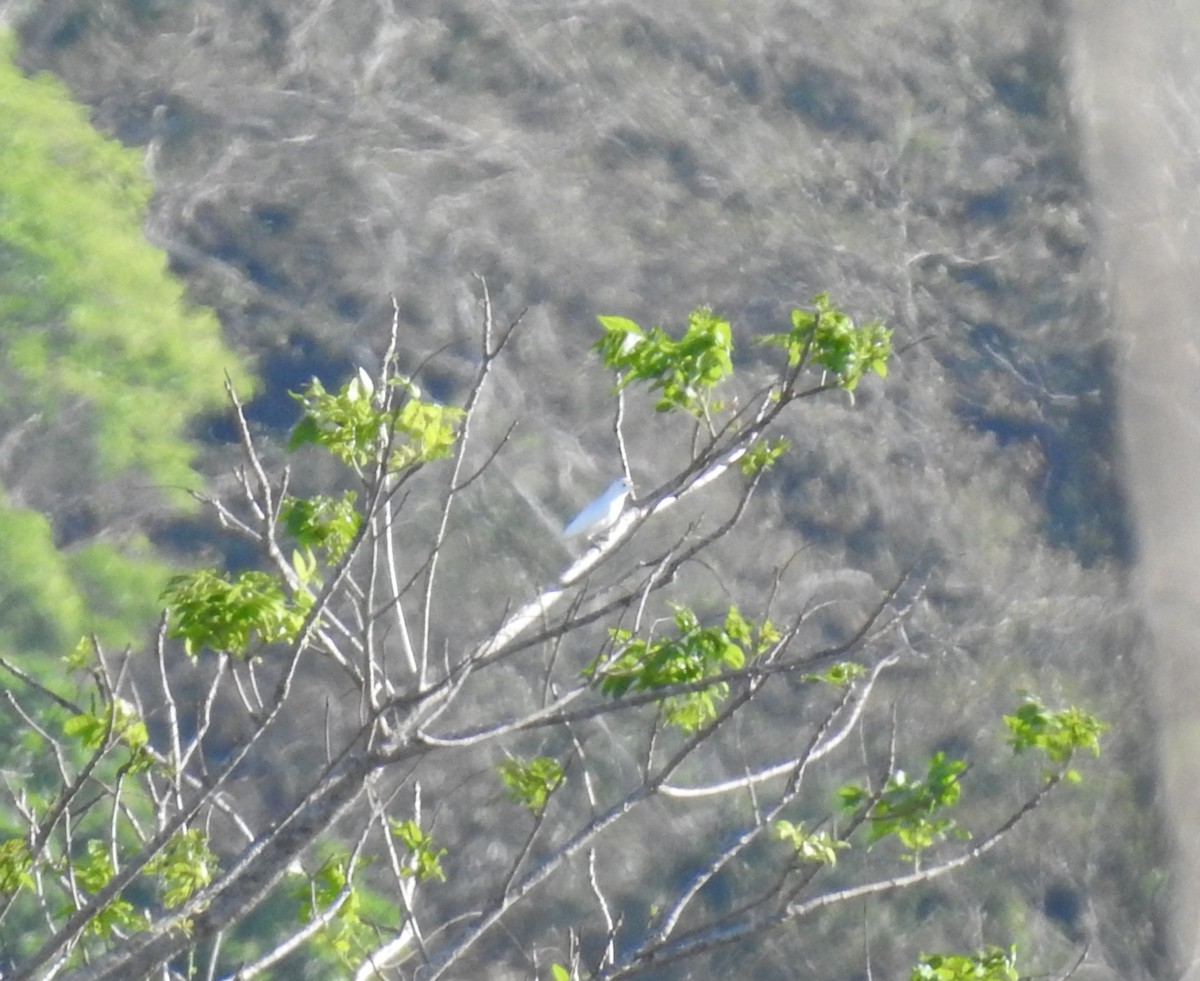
[760,293,892,390]
[498,756,565,814]
[775,820,849,866]
[390,818,447,882]
[289,375,462,470]
[841,752,968,856]
[740,436,791,475]
[594,307,734,415]
[281,491,361,563]
[291,548,318,587]
[297,851,374,966]
[801,661,866,686]
[584,604,782,732]
[62,697,148,766]
[837,784,868,812]
[550,964,571,981]
[910,945,1018,981]
[65,636,94,671]
[144,829,216,908]
[1004,698,1106,776]
[0,838,34,892]
[161,568,311,658]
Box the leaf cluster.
[288,375,462,471]
[586,605,777,732]
[498,755,566,815]
[62,696,150,772]
[739,436,791,476]
[1005,698,1106,782]
[161,568,311,658]
[144,829,215,909]
[73,840,141,939]
[839,751,968,855]
[299,853,373,965]
[760,292,892,391]
[594,307,734,415]
[774,820,849,867]
[391,818,447,882]
[280,491,361,564]
[910,945,1018,981]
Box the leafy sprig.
[775,820,849,867]
[585,605,776,732]
[289,374,462,470]
[760,292,891,391]
[594,307,733,415]
[161,569,311,658]
[1005,698,1106,782]
[910,945,1018,981]
[498,756,565,815]
[839,751,968,856]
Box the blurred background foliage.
[0,29,252,661]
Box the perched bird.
[562,477,633,541]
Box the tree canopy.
[0,28,253,658]
[0,291,1104,980]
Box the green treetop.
[0,29,254,656]
[0,28,253,491]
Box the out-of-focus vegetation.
[0,28,253,662]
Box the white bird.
[562,477,633,541]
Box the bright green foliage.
[62,697,150,769]
[74,839,141,938]
[549,964,571,981]
[1005,699,1106,782]
[0,837,33,892]
[288,376,380,468]
[295,834,431,968]
[299,853,372,965]
[775,820,849,866]
[289,375,462,471]
[65,635,95,672]
[0,501,86,656]
[839,752,967,856]
[144,828,216,908]
[802,661,866,686]
[760,293,892,391]
[389,397,464,468]
[0,30,251,684]
[740,436,791,475]
[498,755,565,815]
[161,568,311,658]
[391,818,447,882]
[586,605,775,732]
[281,491,361,563]
[910,945,1018,981]
[594,307,734,415]
[723,604,780,651]
[0,30,254,492]
[65,538,174,649]
[0,499,170,663]
[290,547,319,589]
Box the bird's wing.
[562,478,630,539]
[562,497,603,539]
